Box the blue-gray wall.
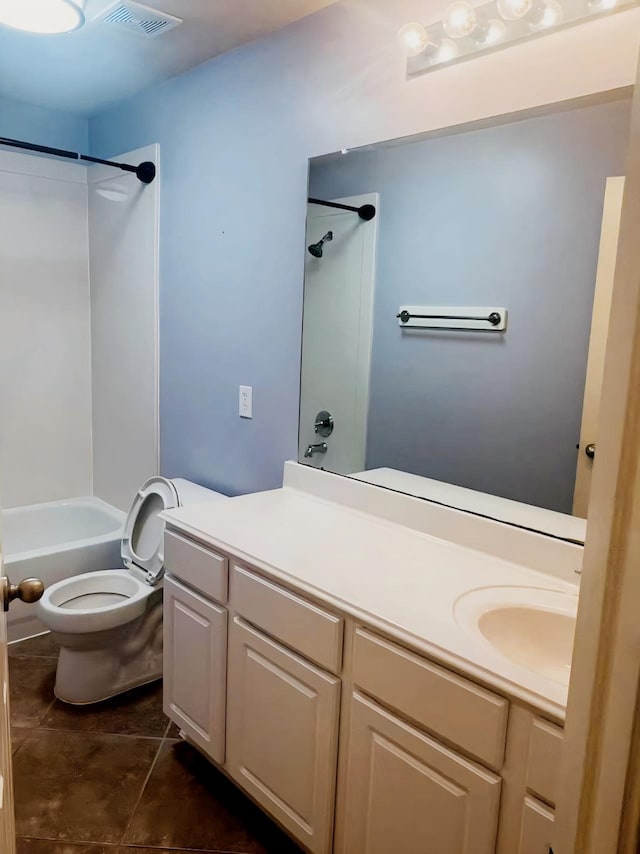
[309,99,631,513]
[0,94,88,151]
[86,0,634,501]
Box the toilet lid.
[121,477,179,583]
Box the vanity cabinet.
[163,576,227,763]
[226,616,341,854]
[162,528,566,854]
[340,692,502,854]
[518,797,555,854]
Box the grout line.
[33,725,168,740]
[118,732,167,846]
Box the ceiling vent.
[95,1,183,39]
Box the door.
[226,617,341,854]
[572,176,625,517]
[0,553,45,854]
[163,576,227,764]
[338,692,501,854]
[555,54,640,854]
[299,194,378,474]
[0,569,15,854]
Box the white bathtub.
[2,496,125,641]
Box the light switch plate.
[239,385,253,419]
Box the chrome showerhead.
[308,231,333,259]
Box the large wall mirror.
[298,91,632,542]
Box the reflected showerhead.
[308,231,333,259]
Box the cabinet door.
[519,797,555,854]
[163,576,227,763]
[226,617,341,854]
[339,692,501,854]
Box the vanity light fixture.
[400,0,638,75]
[0,0,86,34]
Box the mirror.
[298,93,632,541]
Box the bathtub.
[2,496,125,642]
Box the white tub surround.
[161,463,576,853]
[88,144,160,512]
[0,149,92,509]
[3,497,125,641]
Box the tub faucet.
[304,442,328,458]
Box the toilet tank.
[172,478,227,506]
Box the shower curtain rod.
[0,136,156,184]
[308,197,376,221]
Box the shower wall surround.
[0,130,159,510]
[0,148,92,508]
[88,0,640,497]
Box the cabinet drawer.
[352,628,508,769]
[526,717,564,807]
[519,796,554,854]
[231,565,343,674]
[164,530,228,604]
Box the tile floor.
[9,634,303,854]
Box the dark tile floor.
[9,634,303,854]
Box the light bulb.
[433,38,459,63]
[443,2,478,38]
[398,22,433,57]
[0,0,85,33]
[535,0,563,27]
[475,18,507,44]
[497,0,533,20]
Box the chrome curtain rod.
[308,197,376,221]
[0,136,156,184]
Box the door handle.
[0,576,45,612]
[585,443,596,459]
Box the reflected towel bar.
[397,306,508,332]
[398,310,502,325]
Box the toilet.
[39,477,225,705]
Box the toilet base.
[52,592,164,705]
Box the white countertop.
[162,485,579,722]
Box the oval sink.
[454,587,578,685]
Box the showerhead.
[308,231,333,259]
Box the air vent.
[96,1,182,39]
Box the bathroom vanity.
[161,463,579,854]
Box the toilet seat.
[121,477,179,583]
[40,570,153,634]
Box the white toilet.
[39,477,225,705]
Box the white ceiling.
[0,0,339,115]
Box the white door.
[299,195,378,474]
[163,576,227,764]
[573,177,625,518]
[0,542,45,854]
[0,570,15,854]
[226,617,341,854]
[338,692,501,854]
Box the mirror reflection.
[299,94,632,536]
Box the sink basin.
[454,586,578,685]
